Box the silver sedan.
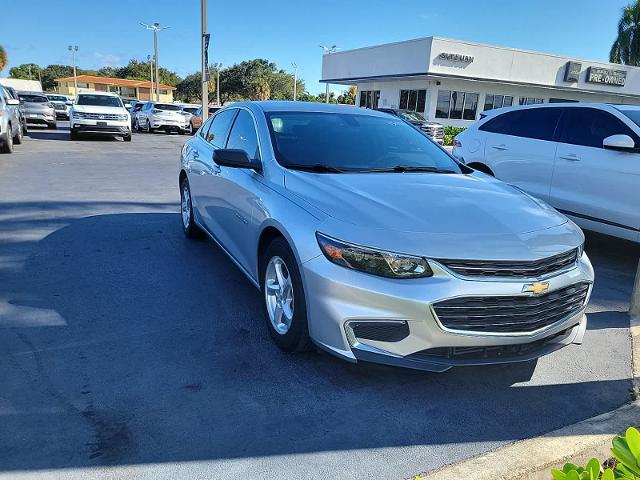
[179,101,594,372]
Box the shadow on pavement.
[0,210,635,472]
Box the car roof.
[236,100,388,117]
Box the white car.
[135,102,189,134]
[453,103,640,243]
[70,92,131,141]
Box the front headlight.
[316,232,433,279]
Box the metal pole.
[216,65,220,106]
[631,259,640,318]
[148,55,154,101]
[69,46,78,95]
[325,82,330,104]
[153,28,159,101]
[201,0,208,121]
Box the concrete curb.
[414,315,640,480]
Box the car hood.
[285,171,580,259]
[72,105,126,114]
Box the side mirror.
[603,134,636,151]
[213,149,262,171]
[6,98,19,106]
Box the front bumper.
[24,112,56,125]
[71,120,130,136]
[302,251,594,372]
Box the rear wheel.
[260,238,312,353]
[13,123,23,145]
[180,177,204,239]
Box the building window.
[159,89,168,95]
[436,90,479,120]
[519,97,544,105]
[76,82,89,88]
[359,90,380,109]
[483,94,513,111]
[399,89,426,113]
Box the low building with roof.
[54,75,175,102]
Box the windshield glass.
[19,94,48,103]
[618,109,640,129]
[76,95,123,107]
[155,103,181,111]
[399,111,425,122]
[47,95,67,102]
[266,112,462,173]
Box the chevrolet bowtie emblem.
[522,282,550,295]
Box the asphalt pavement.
[0,124,637,480]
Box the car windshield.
[76,95,123,107]
[155,103,181,111]
[47,95,67,102]
[618,108,640,129]
[399,111,426,122]
[266,112,462,173]
[19,94,48,103]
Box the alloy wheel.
[181,182,191,229]
[265,256,295,335]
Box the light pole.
[140,22,169,102]
[200,0,208,121]
[319,45,337,103]
[213,62,222,106]
[147,54,154,101]
[68,45,78,95]
[292,62,298,101]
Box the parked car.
[375,108,445,144]
[3,86,28,135]
[189,105,221,133]
[17,92,56,129]
[453,103,640,243]
[46,94,72,120]
[178,104,200,134]
[0,87,24,153]
[130,102,145,129]
[179,101,594,372]
[69,91,131,141]
[135,101,189,134]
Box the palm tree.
[610,1,640,65]
[0,46,7,73]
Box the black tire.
[70,130,79,141]
[189,122,196,135]
[123,133,132,142]
[13,124,23,145]
[180,177,204,239]
[146,120,154,133]
[47,122,57,130]
[260,237,312,353]
[21,120,28,136]
[1,130,14,154]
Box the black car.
[375,108,444,144]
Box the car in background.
[18,92,56,129]
[375,108,445,144]
[0,87,24,153]
[3,86,28,135]
[177,104,200,134]
[135,101,189,134]
[179,101,594,372]
[46,94,72,120]
[189,105,221,133]
[453,103,640,243]
[69,91,131,141]
[130,101,145,129]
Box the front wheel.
[260,238,312,353]
[146,120,154,133]
[47,122,57,129]
[1,130,14,153]
[180,178,204,239]
[123,133,132,142]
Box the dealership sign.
[564,62,581,82]
[437,52,474,64]
[586,66,627,86]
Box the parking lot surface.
[0,125,638,480]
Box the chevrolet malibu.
[179,102,594,372]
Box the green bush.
[444,126,465,137]
[551,427,640,479]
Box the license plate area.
[97,121,107,127]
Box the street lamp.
[319,45,337,103]
[140,22,170,102]
[147,54,154,100]
[212,62,222,106]
[68,45,78,95]
[291,62,298,101]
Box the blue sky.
[0,0,631,94]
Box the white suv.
[70,92,131,141]
[453,103,640,243]
[135,102,189,134]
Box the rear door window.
[557,107,640,148]
[479,108,561,141]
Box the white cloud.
[93,52,123,68]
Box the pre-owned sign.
[586,67,627,86]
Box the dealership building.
[321,36,640,127]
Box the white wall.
[0,78,43,92]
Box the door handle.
[559,154,580,162]
[492,144,508,151]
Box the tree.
[337,85,357,105]
[0,46,7,73]
[9,63,42,81]
[610,1,640,65]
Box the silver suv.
[17,92,56,129]
[0,87,24,154]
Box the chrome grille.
[53,103,66,111]
[433,282,590,334]
[437,248,578,278]
[74,112,127,121]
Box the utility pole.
[201,0,209,121]
[319,45,337,103]
[147,54,154,101]
[212,62,222,106]
[292,62,298,101]
[68,45,78,95]
[140,22,169,102]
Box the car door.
[190,108,238,240]
[550,107,640,241]
[207,108,264,273]
[479,107,562,201]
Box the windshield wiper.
[284,163,346,173]
[357,165,457,173]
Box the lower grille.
[349,321,410,343]
[433,282,590,334]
